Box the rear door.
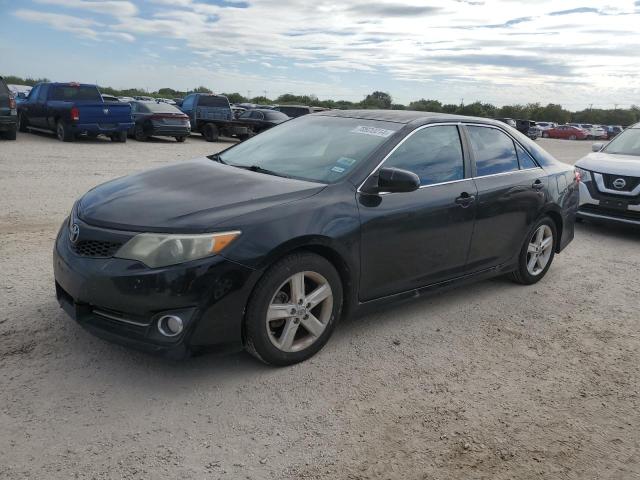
[463,124,546,272]
[358,124,477,300]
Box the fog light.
[157,315,184,337]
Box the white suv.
[575,123,640,225]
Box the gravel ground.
[1,132,639,479]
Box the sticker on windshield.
[336,157,357,167]
[350,126,395,138]
[331,166,346,173]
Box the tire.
[175,136,186,143]
[509,216,557,285]
[4,126,17,140]
[134,124,148,141]
[18,113,28,132]
[111,131,127,142]
[56,120,74,142]
[203,123,219,142]
[244,252,343,366]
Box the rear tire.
[509,216,557,285]
[18,113,28,132]
[244,252,343,366]
[134,124,147,141]
[56,120,74,142]
[111,131,127,142]
[203,123,219,142]
[4,126,17,140]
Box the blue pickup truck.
[17,82,133,142]
[179,93,250,141]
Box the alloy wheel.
[526,225,553,276]
[266,271,333,353]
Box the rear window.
[197,95,229,108]
[50,85,102,102]
[142,102,182,114]
[278,106,309,116]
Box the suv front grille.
[601,173,640,192]
[71,240,122,258]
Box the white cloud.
[34,0,138,17]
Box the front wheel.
[244,252,343,366]
[203,123,219,142]
[509,216,557,285]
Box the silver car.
[575,123,640,226]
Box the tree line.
[4,74,638,126]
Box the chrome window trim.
[357,122,542,195]
[593,172,640,196]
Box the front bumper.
[577,181,640,225]
[53,219,256,357]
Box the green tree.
[361,91,392,109]
[408,99,443,112]
[193,86,212,93]
[223,92,248,103]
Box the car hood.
[78,158,326,232]
[576,152,640,176]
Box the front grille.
[579,204,640,221]
[71,240,122,258]
[601,173,640,192]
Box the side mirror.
[592,142,604,152]
[376,167,420,193]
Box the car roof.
[316,109,508,127]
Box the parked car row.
[8,81,316,143]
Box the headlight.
[115,231,241,268]
[575,167,591,182]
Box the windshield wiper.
[233,165,291,179]
[207,153,227,164]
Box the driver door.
[357,124,477,301]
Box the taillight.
[9,95,16,109]
[574,169,581,183]
[71,107,80,122]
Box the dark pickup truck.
[179,93,249,141]
[0,76,17,140]
[17,82,133,142]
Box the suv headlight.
[115,231,241,268]
[575,166,591,182]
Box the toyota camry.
[53,111,578,365]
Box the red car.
[542,125,587,140]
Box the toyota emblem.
[69,223,80,244]
[612,178,626,190]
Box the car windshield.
[50,85,102,102]
[602,128,640,157]
[219,115,400,183]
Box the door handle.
[455,192,475,208]
[532,179,544,190]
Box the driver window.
[382,125,464,186]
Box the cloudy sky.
[1,0,639,107]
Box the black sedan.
[53,111,578,365]
[129,101,190,142]
[237,108,289,134]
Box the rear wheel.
[4,125,17,140]
[111,131,127,142]
[18,113,28,132]
[203,123,219,142]
[134,124,148,141]
[510,216,556,285]
[244,252,343,366]
[56,120,74,142]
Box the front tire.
[244,252,343,366]
[510,216,557,285]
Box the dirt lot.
[1,132,639,479]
